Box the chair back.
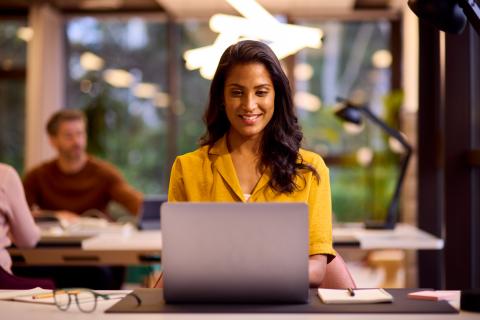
[0,267,55,289]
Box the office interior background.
[0,0,478,290]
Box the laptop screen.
[138,195,167,230]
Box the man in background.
[15,109,143,289]
[23,109,143,220]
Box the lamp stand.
[359,107,413,230]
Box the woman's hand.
[308,254,327,287]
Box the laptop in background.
[137,195,167,230]
[161,202,309,304]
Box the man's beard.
[62,147,84,161]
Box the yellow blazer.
[168,135,335,258]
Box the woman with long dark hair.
[168,40,335,286]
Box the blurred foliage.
[66,19,169,194]
[0,80,25,172]
[298,21,403,222]
[0,17,403,224]
[62,18,403,224]
[0,20,27,172]
[176,22,212,154]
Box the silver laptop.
[161,202,309,304]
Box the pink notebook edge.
[407,290,457,301]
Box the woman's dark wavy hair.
[200,40,318,193]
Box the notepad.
[317,288,393,304]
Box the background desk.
[1,290,479,320]
[9,231,161,266]
[9,223,443,266]
[332,223,444,250]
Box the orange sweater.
[23,156,143,216]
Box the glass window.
[65,16,168,193]
[65,16,399,223]
[296,21,397,222]
[0,19,27,68]
[0,19,27,172]
[177,21,213,155]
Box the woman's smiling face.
[223,62,275,142]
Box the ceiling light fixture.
[184,0,323,80]
[133,82,157,99]
[103,69,134,88]
[371,49,392,69]
[16,27,34,42]
[80,52,104,71]
[294,92,322,112]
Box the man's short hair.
[46,109,87,136]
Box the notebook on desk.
[160,202,310,304]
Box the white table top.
[81,230,162,250]
[332,223,444,250]
[80,223,443,251]
[1,290,479,320]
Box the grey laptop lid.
[161,202,309,304]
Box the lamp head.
[334,101,363,125]
[408,0,467,34]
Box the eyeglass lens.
[54,290,71,311]
[54,289,97,313]
[75,290,97,312]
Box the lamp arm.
[360,107,412,152]
[360,107,413,228]
[458,0,480,36]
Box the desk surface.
[81,223,443,250]
[1,290,479,320]
[332,223,444,250]
[9,223,443,266]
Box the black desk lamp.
[408,0,480,36]
[334,98,413,229]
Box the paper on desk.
[13,294,55,304]
[0,287,52,301]
[317,288,393,304]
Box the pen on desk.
[32,292,54,299]
[347,288,355,297]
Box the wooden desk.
[1,290,478,320]
[9,231,161,266]
[9,224,443,266]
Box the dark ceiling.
[0,0,393,15]
[0,0,164,15]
